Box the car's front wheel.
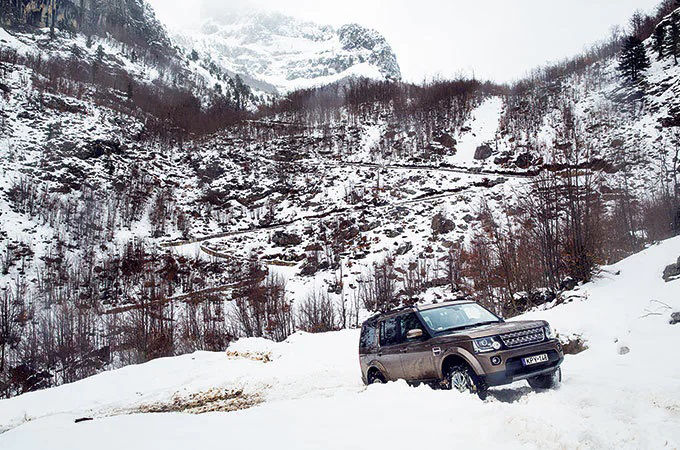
[527,367,562,390]
[446,364,487,400]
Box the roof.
[365,300,474,322]
[415,300,474,311]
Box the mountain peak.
[171,11,401,94]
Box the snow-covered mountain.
[170,11,402,94]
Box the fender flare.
[438,347,484,378]
[366,360,389,380]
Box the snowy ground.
[1,237,679,449]
[449,96,503,166]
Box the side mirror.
[406,329,424,340]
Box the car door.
[399,313,437,381]
[378,316,406,380]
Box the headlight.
[544,325,555,339]
[472,336,502,353]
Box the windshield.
[418,303,501,333]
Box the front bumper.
[479,339,564,387]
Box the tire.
[527,367,562,390]
[367,369,386,385]
[446,364,488,400]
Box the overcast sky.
[148,0,662,83]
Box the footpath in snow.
[1,237,680,449]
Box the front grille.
[500,327,545,348]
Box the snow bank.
[1,238,680,449]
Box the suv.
[359,301,563,398]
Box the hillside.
[0,236,678,448]
[0,0,680,405]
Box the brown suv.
[359,301,563,398]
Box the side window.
[360,321,377,349]
[379,317,400,346]
[400,313,425,340]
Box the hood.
[432,320,547,341]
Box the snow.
[451,96,503,165]
[170,12,399,94]
[1,237,679,449]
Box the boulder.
[560,277,577,291]
[431,213,456,235]
[670,312,680,325]
[494,154,511,165]
[474,144,493,160]
[272,231,302,247]
[560,335,588,355]
[662,257,680,282]
[395,242,413,256]
[514,152,533,169]
[435,133,457,149]
[610,138,624,149]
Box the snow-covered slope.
[171,11,401,94]
[1,237,678,449]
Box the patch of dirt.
[559,334,588,355]
[136,388,263,414]
[226,350,273,363]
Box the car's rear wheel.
[527,367,562,390]
[367,369,386,385]
[446,364,487,400]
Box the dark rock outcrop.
[431,213,455,235]
[662,257,680,282]
[474,144,492,160]
[272,231,302,247]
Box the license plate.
[522,354,549,366]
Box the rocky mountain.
[171,11,402,94]
[0,0,173,59]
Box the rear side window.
[379,317,400,346]
[360,321,377,350]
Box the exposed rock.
[662,257,680,282]
[514,152,533,169]
[272,231,302,247]
[560,335,588,355]
[431,213,456,235]
[78,139,123,160]
[508,289,556,315]
[610,138,624,148]
[560,277,577,291]
[384,228,403,238]
[618,345,630,355]
[435,133,457,149]
[494,153,511,165]
[474,144,492,160]
[670,312,680,325]
[395,242,413,256]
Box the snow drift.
[1,237,679,449]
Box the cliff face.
[172,12,402,94]
[2,0,89,30]
[1,0,172,57]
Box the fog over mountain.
[149,0,662,82]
